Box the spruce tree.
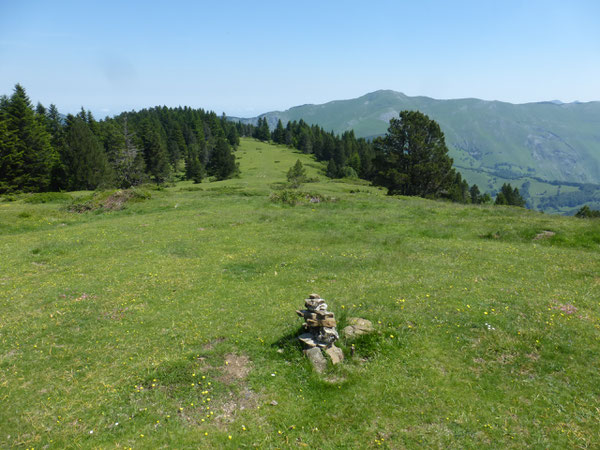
[1,84,57,192]
[495,183,525,207]
[273,119,285,144]
[326,159,339,178]
[227,125,240,148]
[62,117,114,190]
[207,137,237,180]
[469,184,482,204]
[0,113,19,193]
[140,120,170,184]
[254,117,270,141]
[287,159,307,188]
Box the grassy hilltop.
[1,138,600,448]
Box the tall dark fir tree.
[60,116,114,190]
[0,84,57,192]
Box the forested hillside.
[235,90,600,213]
[0,85,240,193]
[1,84,497,208]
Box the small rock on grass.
[343,317,374,339]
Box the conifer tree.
[227,125,240,148]
[61,117,114,190]
[207,137,237,180]
[118,118,146,187]
[254,117,270,141]
[140,120,170,184]
[287,159,307,188]
[469,184,482,204]
[185,133,205,184]
[326,159,339,178]
[373,111,455,197]
[495,183,525,207]
[0,84,57,192]
[272,119,285,144]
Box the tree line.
[1,83,526,208]
[251,111,525,206]
[0,84,239,193]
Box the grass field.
[1,138,600,448]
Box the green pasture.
[1,138,599,448]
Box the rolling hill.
[235,91,600,213]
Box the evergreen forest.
[1,83,528,207]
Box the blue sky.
[1,0,598,117]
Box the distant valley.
[234,90,600,214]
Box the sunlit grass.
[0,138,599,448]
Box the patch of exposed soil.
[219,353,252,384]
[214,386,258,424]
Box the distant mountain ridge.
[234,90,600,183]
[232,90,600,213]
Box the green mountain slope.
[236,91,600,213]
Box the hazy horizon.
[1,0,598,118]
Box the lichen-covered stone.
[343,317,374,339]
[305,318,337,328]
[325,345,344,365]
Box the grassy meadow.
[1,138,600,448]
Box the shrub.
[269,190,333,206]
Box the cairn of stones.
[297,294,343,370]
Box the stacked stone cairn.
[297,294,344,371]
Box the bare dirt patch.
[214,386,258,424]
[220,353,252,384]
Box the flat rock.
[298,333,318,348]
[325,345,344,365]
[348,317,374,331]
[305,347,327,373]
[343,318,374,339]
[305,318,337,328]
[297,309,317,320]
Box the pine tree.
[373,111,455,197]
[495,183,525,207]
[61,117,114,190]
[0,112,19,193]
[298,128,313,154]
[1,84,57,192]
[272,119,285,144]
[207,137,237,180]
[254,117,270,141]
[287,159,307,188]
[185,134,205,184]
[469,184,482,204]
[227,125,240,148]
[119,118,146,187]
[140,120,171,184]
[326,159,339,178]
